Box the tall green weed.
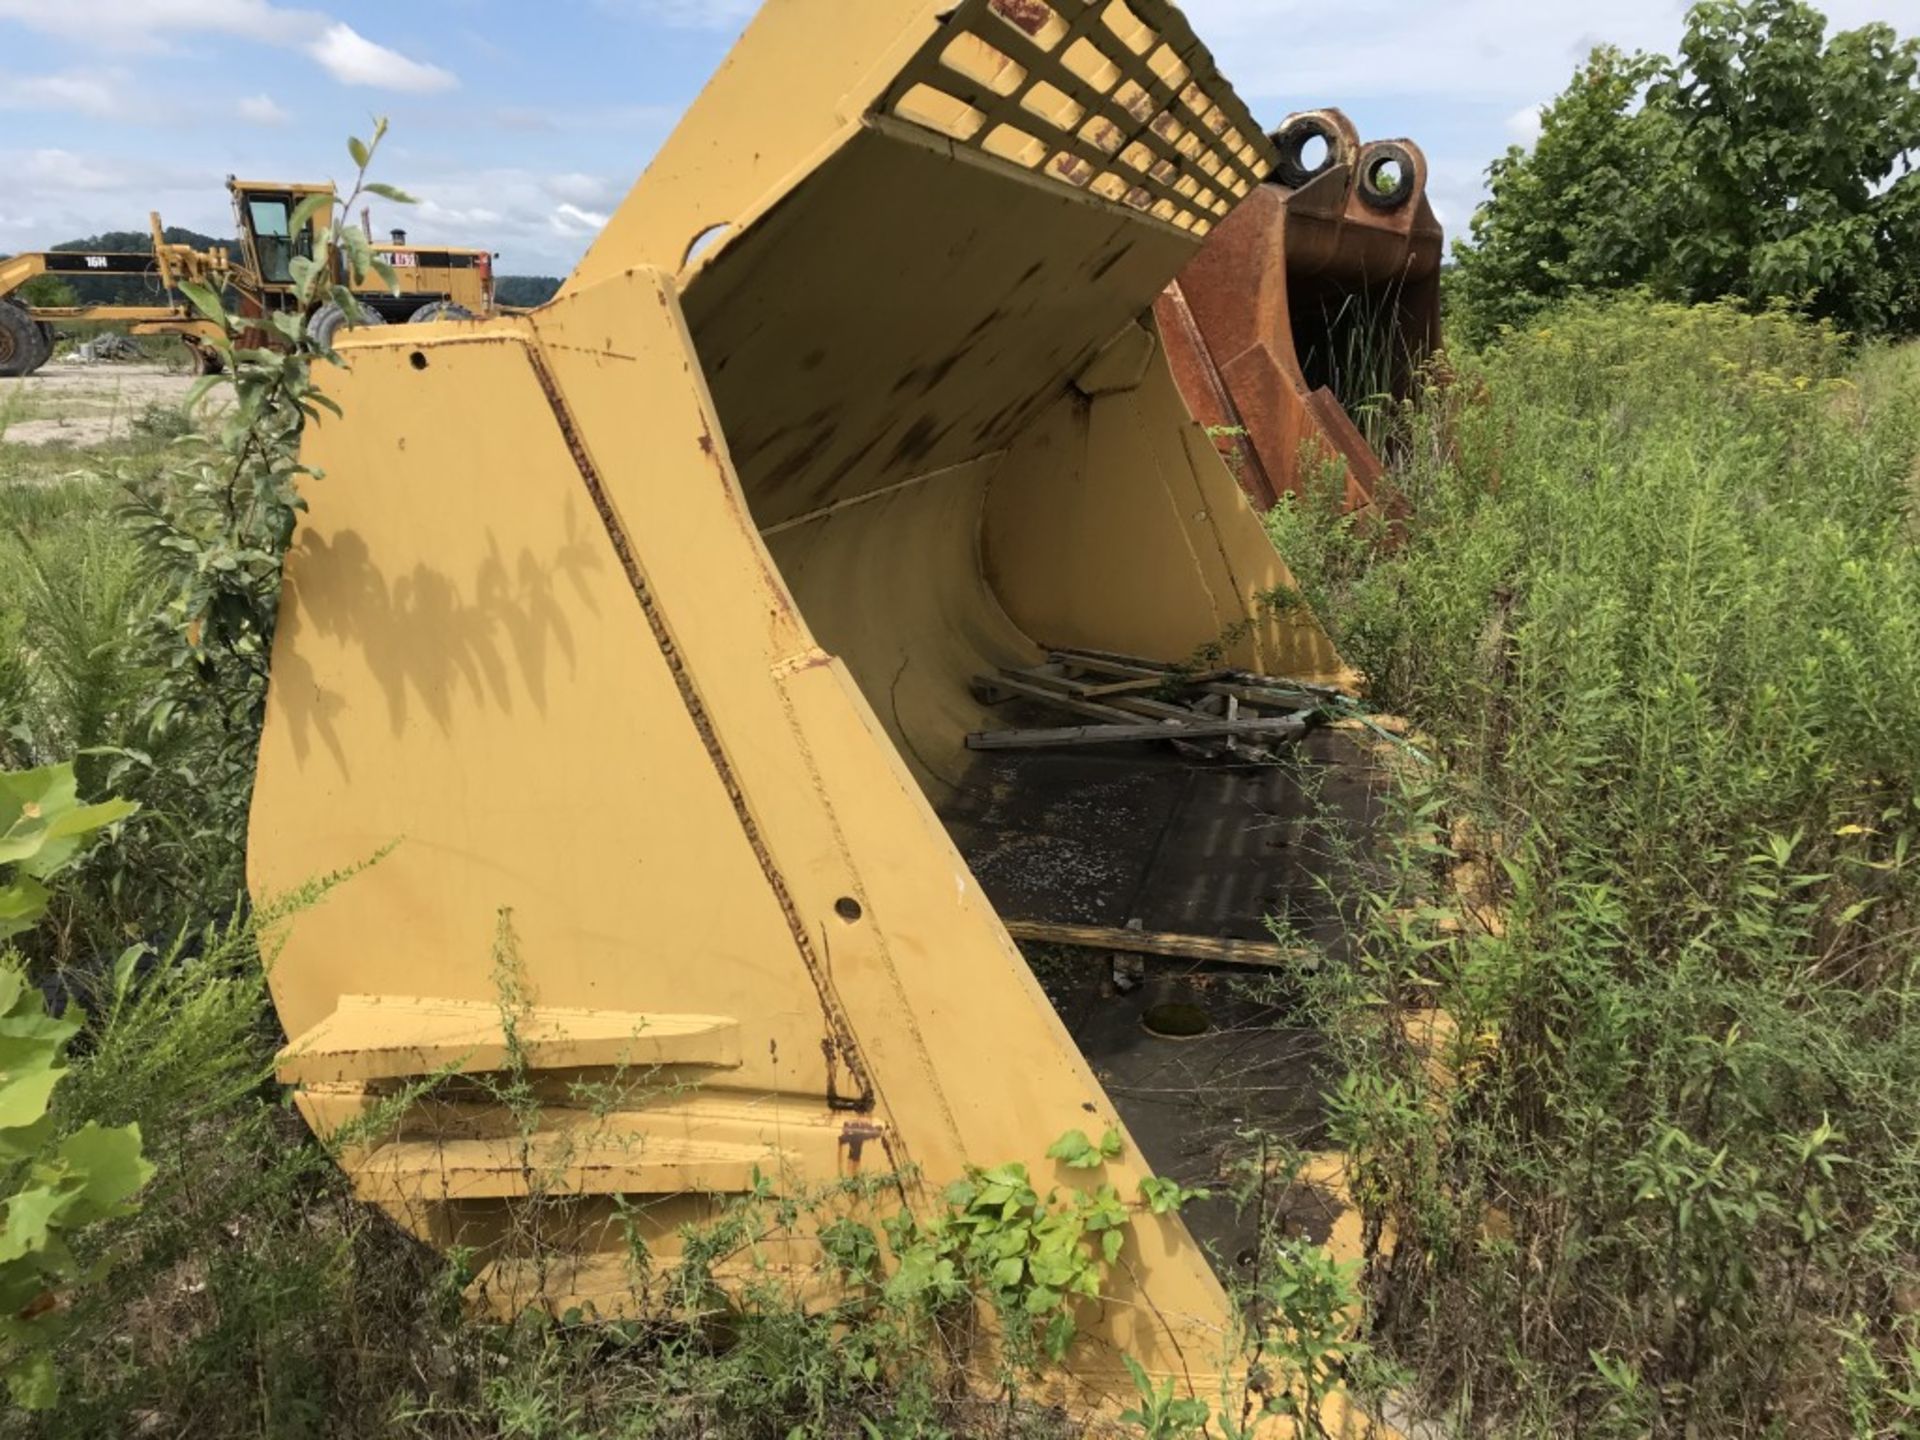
[1274,301,1920,1436]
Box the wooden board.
[1004,919,1317,971]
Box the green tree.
[1453,0,1920,342]
[13,277,76,310]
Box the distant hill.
[5,228,561,310]
[495,275,561,308]
[54,226,233,255]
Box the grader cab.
[249,0,1420,1411]
[225,178,497,342]
[0,178,497,376]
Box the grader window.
[246,196,297,284]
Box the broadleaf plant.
[0,764,148,1408]
[0,764,137,942]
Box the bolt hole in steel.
[409,351,429,370]
[1357,141,1417,211]
[834,896,864,922]
[1141,1000,1211,1040]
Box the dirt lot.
[0,359,200,448]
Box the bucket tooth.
[251,0,1350,1407]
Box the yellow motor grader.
[0,177,497,377]
[248,0,1441,1418]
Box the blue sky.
[1,0,1915,276]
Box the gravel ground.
[0,359,201,448]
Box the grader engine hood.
[249,0,1345,1408]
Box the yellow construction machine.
[0,177,496,377]
[249,0,1396,1417]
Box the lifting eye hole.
[409,351,429,370]
[835,896,863,923]
[1356,142,1418,212]
[1268,115,1345,190]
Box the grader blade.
[250,0,1350,1408]
[1160,108,1443,512]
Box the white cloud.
[1423,158,1492,244]
[415,199,506,228]
[545,172,615,207]
[0,0,455,93]
[308,22,457,93]
[16,148,149,192]
[0,0,318,49]
[549,202,610,237]
[368,168,632,272]
[236,93,290,126]
[1505,103,1544,147]
[0,145,218,251]
[1183,0,1904,106]
[0,70,128,118]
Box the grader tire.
[306,301,388,352]
[408,301,474,324]
[0,301,47,378]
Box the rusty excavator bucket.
[1159,108,1443,512]
[249,0,1362,1413]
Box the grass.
[1271,300,1920,1438]
[0,429,246,969]
[4,296,1919,1437]
[0,386,44,437]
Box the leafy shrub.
[0,763,146,1408]
[1280,299,1920,1436]
[12,277,76,311]
[0,961,152,1410]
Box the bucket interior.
[679,118,1346,949]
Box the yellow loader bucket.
[250,0,1346,1408]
